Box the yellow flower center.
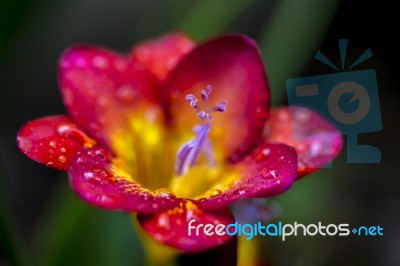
[110,86,240,199]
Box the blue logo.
[287,39,382,163]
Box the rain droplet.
[117,85,136,102]
[155,188,176,200]
[210,189,222,197]
[261,168,274,179]
[199,198,207,203]
[57,155,67,164]
[233,187,249,196]
[84,171,94,179]
[270,170,278,179]
[46,161,54,167]
[92,56,109,69]
[49,140,57,148]
[262,148,271,156]
[60,147,66,153]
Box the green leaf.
[259,0,341,105]
[176,0,255,40]
[35,177,144,266]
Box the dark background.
[1,0,399,265]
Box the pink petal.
[165,34,270,161]
[265,107,343,178]
[17,115,92,170]
[131,32,195,82]
[68,147,181,213]
[137,201,234,252]
[195,144,297,210]
[59,46,157,148]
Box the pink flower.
[17,33,342,252]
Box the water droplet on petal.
[199,198,207,203]
[57,155,67,164]
[233,187,249,196]
[262,148,271,156]
[92,56,109,69]
[46,161,54,167]
[155,188,176,200]
[117,85,136,102]
[60,147,66,153]
[270,170,278,179]
[261,168,274,179]
[210,189,222,197]
[84,171,94,179]
[49,140,57,148]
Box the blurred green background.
[1,0,399,265]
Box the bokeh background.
[1,0,399,265]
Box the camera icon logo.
[287,39,382,164]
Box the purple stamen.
[211,100,227,112]
[174,123,211,175]
[174,85,227,176]
[185,94,199,111]
[197,110,212,120]
[201,85,212,103]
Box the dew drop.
[46,161,54,167]
[270,170,278,179]
[117,85,136,102]
[57,155,67,164]
[262,148,271,156]
[60,147,66,153]
[49,140,57,148]
[155,188,176,200]
[84,171,94,179]
[210,189,222,197]
[199,198,207,203]
[261,168,274,179]
[233,187,249,196]
[92,56,109,69]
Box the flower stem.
[130,214,179,266]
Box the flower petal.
[265,107,343,178]
[195,144,297,210]
[59,46,158,148]
[17,115,93,170]
[165,34,270,161]
[68,147,181,213]
[131,32,195,82]
[137,201,234,252]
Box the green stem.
[130,214,179,266]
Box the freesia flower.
[17,33,342,252]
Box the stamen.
[211,100,227,112]
[174,123,211,175]
[185,94,199,111]
[174,85,226,176]
[201,85,212,103]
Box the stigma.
[174,85,226,176]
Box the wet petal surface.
[17,115,93,170]
[193,143,297,210]
[137,201,234,252]
[68,147,181,213]
[265,107,342,178]
[165,35,270,161]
